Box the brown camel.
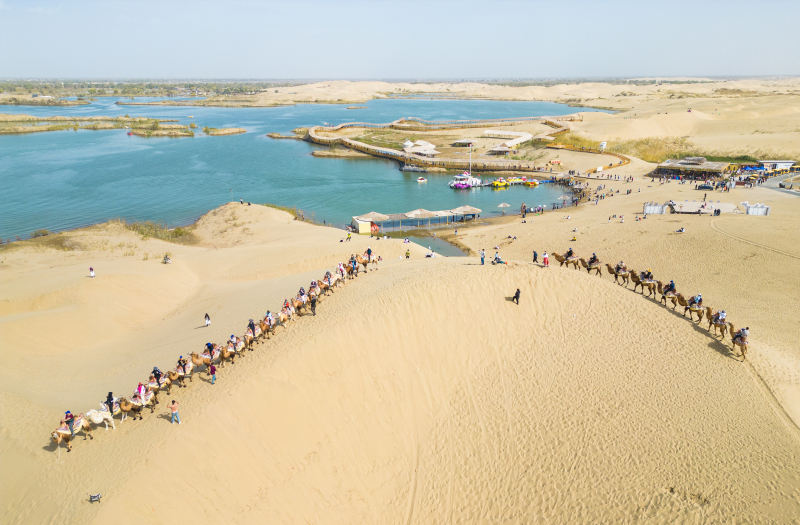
[190,351,213,371]
[259,319,272,340]
[706,308,728,337]
[345,264,355,279]
[657,281,679,307]
[52,414,94,452]
[631,270,656,297]
[219,342,237,367]
[292,297,307,315]
[728,322,749,360]
[605,263,630,287]
[356,254,378,272]
[552,252,580,269]
[119,397,144,421]
[681,296,704,320]
[579,258,602,276]
[243,331,256,351]
[277,310,291,327]
[145,375,163,404]
[318,280,332,295]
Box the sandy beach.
[2,171,800,523]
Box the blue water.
[0,98,607,239]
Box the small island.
[0,114,184,135]
[203,127,246,136]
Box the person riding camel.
[177,356,188,375]
[688,293,702,308]
[152,366,163,387]
[135,382,147,403]
[642,268,653,280]
[733,326,749,344]
[105,392,116,414]
[588,253,598,265]
[713,310,727,323]
[61,411,76,437]
[664,280,676,295]
[615,260,627,273]
[366,246,373,262]
[566,247,574,259]
[338,262,345,278]
[248,319,256,337]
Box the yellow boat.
[524,179,539,187]
[491,178,509,188]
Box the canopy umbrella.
[355,211,390,222]
[450,205,482,215]
[450,205,482,223]
[498,202,510,215]
[405,208,437,227]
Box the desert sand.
[3,174,800,523]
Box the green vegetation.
[117,219,197,244]
[262,203,300,218]
[30,229,51,238]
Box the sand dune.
[2,191,800,523]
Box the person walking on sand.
[168,400,181,424]
[89,267,95,278]
[532,250,538,264]
[204,313,210,327]
[310,293,317,316]
[210,364,217,385]
[543,251,549,267]
[479,249,485,265]
[346,232,351,242]
[405,250,410,259]
[512,289,520,305]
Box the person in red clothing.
[210,364,217,385]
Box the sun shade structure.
[450,205,482,215]
[355,211,390,222]
[498,202,510,215]
[405,208,437,227]
[405,208,437,219]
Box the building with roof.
[758,160,795,171]
[655,157,730,179]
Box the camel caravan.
[553,248,750,361]
[51,253,380,453]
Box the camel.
[167,360,193,389]
[190,351,214,371]
[657,281,678,307]
[119,397,144,421]
[276,310,291,328]
[130,391,157,413]
[147,375,169,398]
[258,319,272,340]
[728,322,749,360]
[243,330,256,351]
[553,252,580,270]
[292,297,307,315]
[52,414,94,452]
[579,258,602,276]
[680,296,704,320]
[219,342,238,367]
[706,307,728,337]
[630,270,656,297]
[605,263,630,287]
[86,408,116,430]
[356,254,378,272]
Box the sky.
[1,0,798,79]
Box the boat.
[417,177,427,183]
[491,178,509,188]
[524,179,540,187]
[448,172,482,188]
[401,164,427,173]
[126,132,133,136]
[448,144,482,189]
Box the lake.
[0,98,607,240]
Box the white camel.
[86,409,116,430]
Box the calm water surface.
[1,98,607,239]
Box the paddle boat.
[491,178,509,188]
[417,177,427,183]
[448,172,482,189]
[524,179,540,187]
